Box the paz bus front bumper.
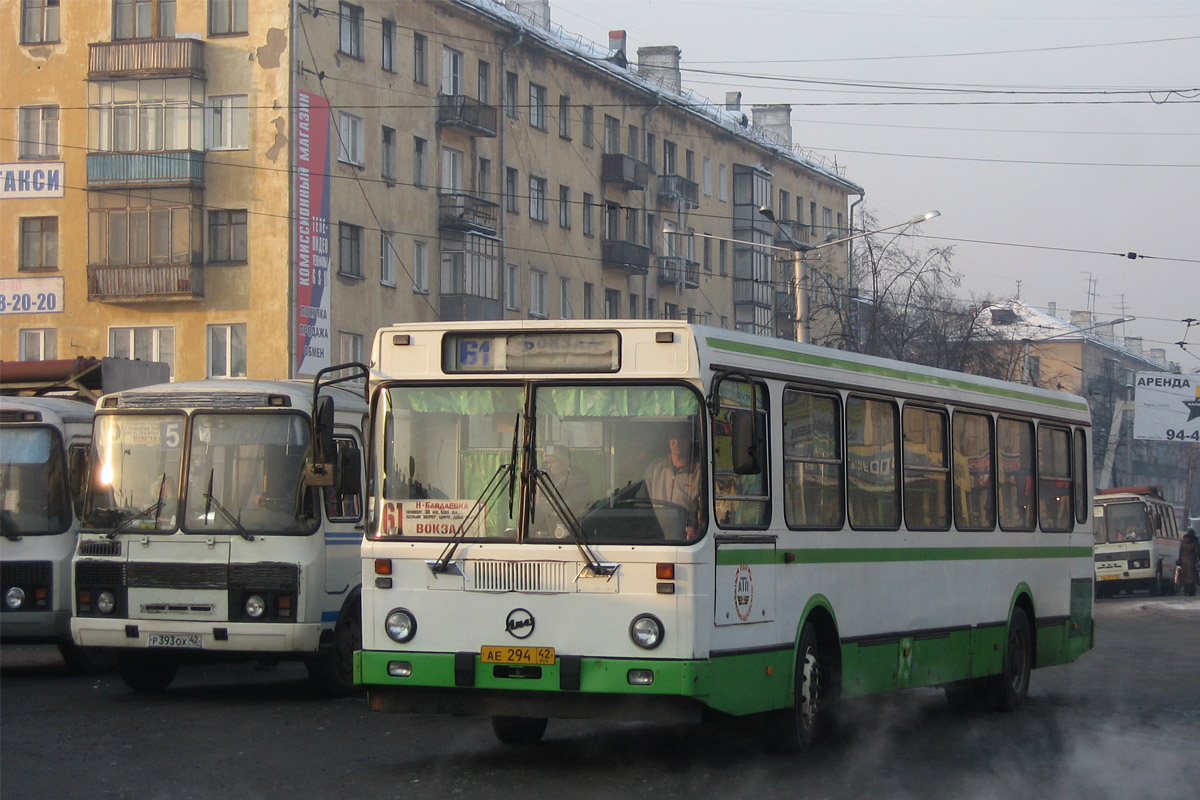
[72,617,323,654]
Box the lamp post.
[758,207,940,344]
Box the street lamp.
[758,207,941,344]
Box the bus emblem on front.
[505,608,535,639]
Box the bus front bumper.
[71,618,323,654]
[1,609,71,644]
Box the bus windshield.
[183,413,316,535]
[1096,501,1151,544]
[1,427,71,536]
[85,414,185,533]
[374,383,705,543]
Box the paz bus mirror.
[728,408,762,475]
[305,396,336,487]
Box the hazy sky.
[545,0,1199,369]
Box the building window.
[663,139,677,175]
[644,132,656,171]
[338,222,363,278]
[88,78,204,153]
[530,270,547,318]
[719,240,727,276]
[558,94,571,139]
[478,61,491,104]
[381,18,395,71]
[529,83,547,130]
[413,239,428,293]
[441,46,463,95]
[208,209,246,263]
[338,331,364,366]
[338,2,363,58]
[87,188,199,267]
[114,0,175,40]
[560,278,572,319]
[19,217,58,270]
[110,326,174,376]
[478,157,492,201]
[19,329,57,361]
[583,282,595,319]
[381,126,396,180]
[582,105,594,148]
[558,185,571,229]
[18,106,58,159]
[378,231,396,287]
[529,176,547,222]
[22,0,60,44]
[603,115,620,154]
[337,112,364,166]
[207,323,246,378]
[208,0,247,35]
[604,288,621,319]
[413,32,427,83]
[505,71,519,118]
[582,193,594,237]
[440,146,464,193]
[205,95,248,150]
[412,137,426,187]
[505,263,520,311]
[701,156,712,196]
[718,163,728,202]
[505,167,519,213]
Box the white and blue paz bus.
[71,367,369,692]
[357,322,1094,748]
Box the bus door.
[713,535,776,629]
[322,432,365,594]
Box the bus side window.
[67,442,91,519]
[324,436,363,522]
[712,379,769,528]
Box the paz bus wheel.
[58,642,115,675]
[118,652,178,693]
[308,602,363,697]
[491,716,548,745]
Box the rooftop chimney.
[1149,347,1167,364]
[637,46,682,94]
[608,30,628,67]
[1069,310,1092,330]
[726,91,742,112]
[751,104,793,146]
[505,0,551,29]
[1125,336,1143,355]
[1047,301,1056,318]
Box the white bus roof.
[97,378,368,413]
[0,395,95,426]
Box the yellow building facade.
[3,0,861,380]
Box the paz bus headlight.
[5,587,26,610]
[96,591,116,615]
[245,594,267,619]
[385,609,417,643]
[630,614,664,649]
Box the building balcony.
[437,94,498,137]
[438,192,499,236]
[657,174,699,209]
[733,278,772,308]
[657,256,699,288]
[87,264,203,302]
[601,154,650,191]
[775,290,797,316]
[772,219,809,248]
[87,151,204,188]
[601,239,651,275]
[88,38,205,78]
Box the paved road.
[3,595,1198,800]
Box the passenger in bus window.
[534,444,594,537]
[1177,530,1198,597]
[643,421,701,536]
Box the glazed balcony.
[437,94,498,137]
[601,154,650,191]
[87,151,204,188]
[88,38,204,78]
[87,264,203,302]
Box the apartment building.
[3,0,862,380]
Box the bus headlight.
[385,609,417,643]
[245,595,267,619]
[629,614,664,650]
[5,587,26,610]
[96,591,116,615]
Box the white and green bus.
[357,322,1094,748]
[71,369,368,693]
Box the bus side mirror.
[729,408,762,475]
[305,396,336,487]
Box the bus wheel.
[309,603,362,697]
[118,652,177,693]
[58,643,114,675]
[986,607,1032,711]
[491,716,548,745]
[769,622,826,753]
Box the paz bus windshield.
[1095,501,1152,544]
[0,427,71,536]
[373,383,705,543]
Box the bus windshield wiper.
[534,470,614,577]
[430,414,520,574]
[105,474,168,539]
[202,470,255,542]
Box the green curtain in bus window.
[846,396,899,530]
[782,389,842,529]
[997,418,1035,531]
[952,411,994,530]
[1037,425,1072,532]
[903,406,949,531]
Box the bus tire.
[769,622,827,753]
[985,607,1032,711]
[491,716,548,745]
[118,652,177,693]
[58,642,114,675]
[308,600,362,697]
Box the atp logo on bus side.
[733,564,755,622]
